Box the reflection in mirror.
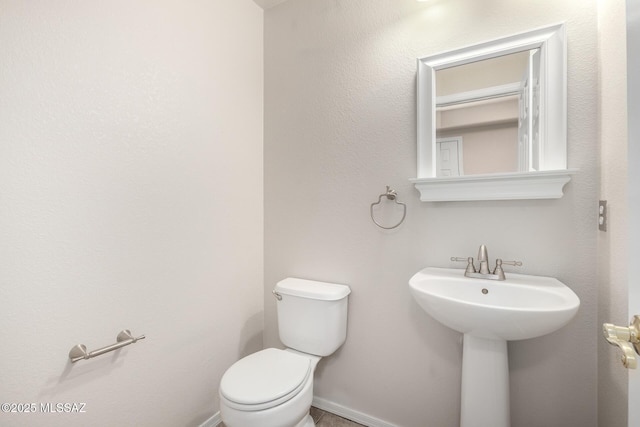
[412,23,573,202]
[435,50,538,176]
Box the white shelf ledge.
[410,170,575,202]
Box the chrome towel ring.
[370,186,406,230]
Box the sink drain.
[481,288,489,294]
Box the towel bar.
[69,330,145,363]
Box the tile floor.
[310,407,366,427]
[219,406,365,427]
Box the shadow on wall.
[39,351,127,399]
[239,311,264,358]
[313,343,347,380]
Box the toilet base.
[221,409,314,427]
[297,414,315,427]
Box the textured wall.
[597,1,628,426]
[0,1,263,426]
[264,1,599,426]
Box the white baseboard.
[198,411,221,427]
[199,399,397,427]
[312,397,398,427]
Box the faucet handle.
[492,259,522,280]
[499,260,522,267]
[451,256,476,274]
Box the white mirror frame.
[411,23,574,202]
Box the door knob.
[603,315,640,369]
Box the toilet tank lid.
[275,278,351,301]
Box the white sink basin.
[409,267,580,427]
[409,267,580,340]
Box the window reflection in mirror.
[434,50,540,177]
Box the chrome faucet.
[477,244,490,275]
[451,245,522,281]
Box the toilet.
[219,277,351,427]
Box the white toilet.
[219,277,351,427]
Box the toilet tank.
[274,278,351,357]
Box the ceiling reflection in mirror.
[434,50,539,177]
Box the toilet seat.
[220,348,311,411]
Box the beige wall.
[437,51,530,96]
[437,98,520,175]
[446,125,518,175]
[265,0,599,426]
[0,1,263,426]
[597,0,628,426]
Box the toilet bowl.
[218,278,350,427]
[220,348,320,427]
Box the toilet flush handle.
[272,290,282,301]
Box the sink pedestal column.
[460,334,510,427]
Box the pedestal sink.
[409,267,580,427]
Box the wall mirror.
[411,23,574,201]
